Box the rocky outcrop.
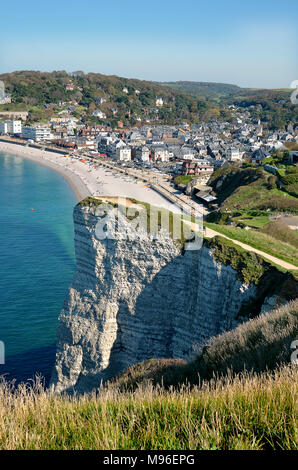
[50,198,292,394]
[185,177,211,195]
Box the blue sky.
[1,0,297,88]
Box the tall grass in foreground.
[0,365,297,450]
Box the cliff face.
[50,200,289,394]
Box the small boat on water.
[31,208,36,211]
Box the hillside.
[162,81,298,129]
[0,300,297,450]
[160,81,241,99]
[0,70,222,126]
[205,164,298,271]
[225,88,298,130]
[208,164,298,213]
[1,71,296,128]
[205,164,298,259]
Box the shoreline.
[0,141,176,209]
[0,142,89,201]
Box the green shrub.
[173,175,194,185]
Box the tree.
[267,175,277,190]
[282,150,290,163]
[89,102,96,114]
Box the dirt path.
[204,226,298,271]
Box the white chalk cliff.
[50,199,285,393]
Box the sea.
[0,152,76,386]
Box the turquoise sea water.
[0,152,76,385]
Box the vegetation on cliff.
[205,223,298,267]
[205,236,267,284]
[78,196,201,249]
[203,235,297,321]
[208,164,298,210]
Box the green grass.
[239,216,270,228]
[229,211,270,228]
[0,367,295,450]
[277,169,286,177]
[225,183,297,211]
[261,220,298,249]
[205,222,298,267]
[271,187,296,198]
[174,175,195,185]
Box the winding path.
[204,226,298,271]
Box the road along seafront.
[0,140,182,210]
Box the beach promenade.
[0,141,177,210]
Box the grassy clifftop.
[206,223,298,267]
[207,164,298,269]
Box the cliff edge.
[50,197,296,393]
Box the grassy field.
[174,175,194,185]
[261,220,298,249]
[0,367,296,450]
[224,183,297,212]
[239,215,270,228]
[229,211,270,228]
[205,222,298,267]
[284,142,298,151]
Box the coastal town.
[1,76,298,209]
[0,74,297,248]
[1,100,297,169]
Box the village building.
[22,126,51,142]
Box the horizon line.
[0,69,294,91]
